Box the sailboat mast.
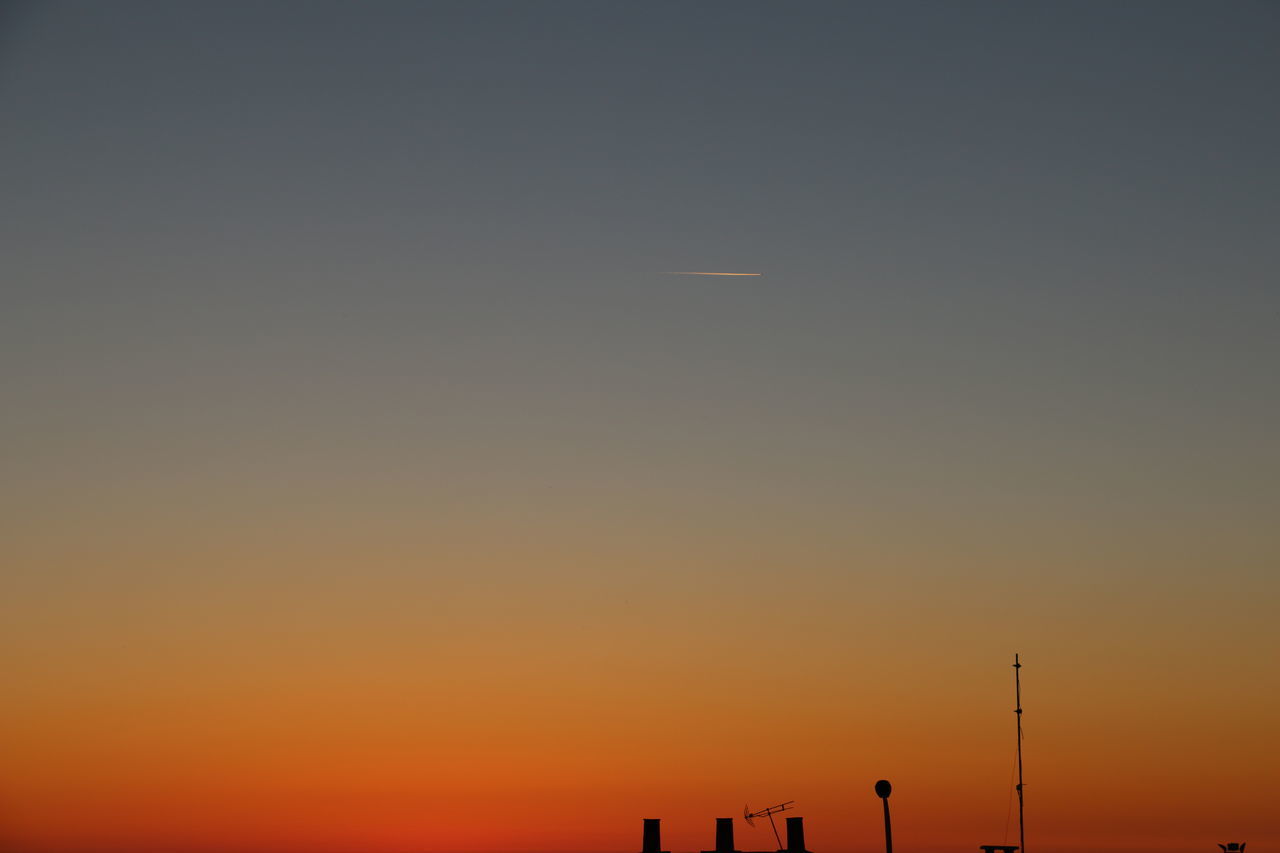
[1014,654,1025,853]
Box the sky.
[2,2,1278,852]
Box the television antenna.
[743,801,795,850]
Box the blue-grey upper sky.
[7,0,1277,519]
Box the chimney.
[785,817,808,853]
[642,819,669,853]
[716,818,736,853]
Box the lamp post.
[874,780,892,853]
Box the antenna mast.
[744,802,794,851]
[1014,654,1025,853]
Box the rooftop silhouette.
[648,816,811,853]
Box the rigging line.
[1004,740,1018,843]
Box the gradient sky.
[3,2,1278,852]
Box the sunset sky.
[2,2,1277,852]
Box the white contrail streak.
[664,271,763,276]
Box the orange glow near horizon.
[4,526,1277,853]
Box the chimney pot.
[785,816,807,853]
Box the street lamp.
[874,780,892,853]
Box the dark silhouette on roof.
[641,819,669,853]
[782,816,810,853]
[701,818,740,853]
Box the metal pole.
[768,814,782,851]
[1014,654,1025,853]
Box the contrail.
[664,271,763,276]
